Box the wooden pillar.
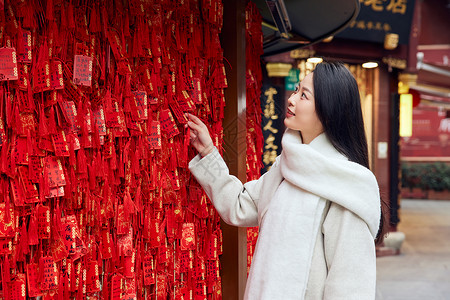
[373,66,391,219]
[220,0,247,299]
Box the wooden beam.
[220,0,247,299]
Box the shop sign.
[337,0,416,45]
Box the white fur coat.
[189,129,380,299]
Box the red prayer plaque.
[0,47,18,81]
[45,156,66,187]
[191,77,203,104]
[180,223,195,250]
[148,121,161,150]
[29,156,42,183]
[40,256,58,291]
[10,273,26,300]
[37,205,51,239]
[59,101,79,133]
[50,234,69,262]
[73,55,93,86]
[33,60,51,93]
[52,130,70,157]
[18,30,32,63]
[18,166,39,199]
[50,60,64,90]
[93,106,107,136]
[45,186,65,199]
[117,227,133,257]
[86,260,101,292]
[0,117,5,146]
[169,100,188,124]
[124,274,136,295]
[0,238,13,254]
[0,203,15,238]
[26,263,41,297]
[17,63,30,90]
[12,137,29,165]
[10,177,25,206]
[143,255,155,286]
[101,229,113,259]
[132,91,148,120]
[110,274,123,300]
[160,109,179,138]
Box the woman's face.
[284,72,324,142]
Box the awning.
[253,0,360,56]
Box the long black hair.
[313,61,388,244]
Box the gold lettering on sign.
[262,87,281,168]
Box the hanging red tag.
[50,232,68,262]
[110,274,123,300]
[33,60,51,93]
[45,186,65,199]
[86,260,101,293]
[132,91,148,120]
[73,55,93,87]
[147,121,161,150]
[116,204,130,235]
[92,106,106,136]
[52,130,70,157]
[45,156,66,187]
[59,101,79,133]
[10,177,25,206]
[143,255,155,286]
[124,274,136,296]
[12,137,29,165]
[10,273,26,299]
[101,229,113,259]
[160,109,179,138]
[117,227,133,257]
[156,274,167,299]
[18,30,32,63]
[40,255,58,291]
[0,238,13,254]
[50,60,64,89]
[0,47,18,81]
[26,263,41,297]
[0,203,15,237]
[123,251,135,278]
[16,64,29,91]
[180,223,195,251]
[36,205,51,239]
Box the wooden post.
[220,0,247,299]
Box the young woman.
[187,61,387,299]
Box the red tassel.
[123,189,135,215]
[48,106,57,135]
[60,2,68,28]
[123,11,130,37]
[89,3,101,33]
[69,135,76,167]
[38,105,49,137]
[77,147,88,174]
[46,0,54,21]
[67,1,75,29]
[28,214,39,246]
[88,164,96,190]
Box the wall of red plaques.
[0,0,227,298]
[244,1,263,275]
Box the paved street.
[376,199,450,300]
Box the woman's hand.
[186,113,214,157]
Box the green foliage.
[401,162,450,191]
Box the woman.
[187,61,386,299]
